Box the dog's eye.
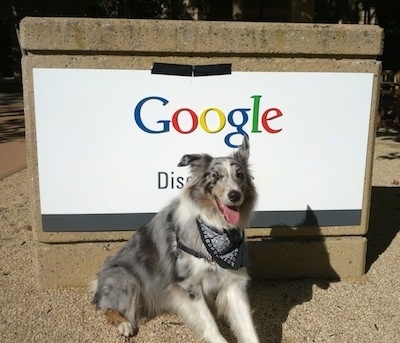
[236,170,244,180]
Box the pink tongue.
[219,202,240,225]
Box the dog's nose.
[228,190,242,203]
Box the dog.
[92,136,259,343]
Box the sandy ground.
[0,129,399,343]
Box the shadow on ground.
[0,92,25,143]
[366,186,400,271]
[216,279,328,343]
[376,125,400,145]
[240,187,400,342]
[226,207,339,343]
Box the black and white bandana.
[196,218,251,270]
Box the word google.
[134,95,283,147]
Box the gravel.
[0,131,399,343]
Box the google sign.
[33,68,373,231]
[134,95,283,147]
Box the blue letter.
[224,108,249,148]
[134,96,170,133]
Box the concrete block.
[248,236,367,280]
[20,18,382,286]
[35,236,366,287]
[20,18,383,57]
[35,241,124,288]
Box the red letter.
[261,108,283,133]
[171,108,198,134]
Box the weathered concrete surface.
[20,17,383,57]
[35,236,366,287]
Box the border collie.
[92,136,259,343]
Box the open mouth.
[215,197,240,225]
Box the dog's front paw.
[104,308,138,337]
[118,321,137,337]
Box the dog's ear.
[233,135,250,164]
[177,154,202,167]
[178,154,212,173]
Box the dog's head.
[178,136,257,228]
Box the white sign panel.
[32,68,373,231]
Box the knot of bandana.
[196,218,251,270]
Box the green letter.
[251,95,262,132]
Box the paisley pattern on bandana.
[196,218,251,270]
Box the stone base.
[35,236,366,288]
[248,236,366,280]
[34,241,124,288]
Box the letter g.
[134,96,170,133]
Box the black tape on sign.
[151,63,192,76]
[151,63,232,77]
[193,64,232,76]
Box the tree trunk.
[232,0,244,20]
